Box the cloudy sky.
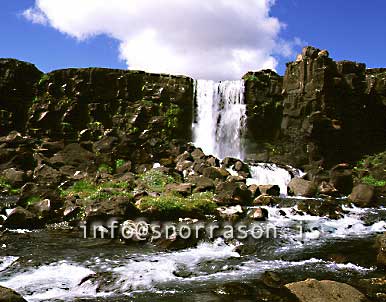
[1,0,386,80]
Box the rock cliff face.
[245,46,386,169]
[0,60,194,168]
[0,59,42,134]
[1,47,386,171]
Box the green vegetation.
[60,179,132,200]
[361,176,386,187]
[26,196,41,206]
[98,164,113,174]
[139,192,216,219]
[139,169,176,193]
[38,74,50,86]
[0,177,21,195]
[244,74,258,82]
[165,104,181,129]
[115,159,126,169]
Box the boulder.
[285,279,368,302]
[3,207,40,229]
[259,185,281,197]
[191,148,205,160]
[187,175,215,193]
[33,164,63,186]
[1,168,26,187]
[376,232,386,269]
[297,198,343,219]
[248,207,269,221]
[165,183,192,197]
[216,205,244,221]
[248,184,261,199]
[214,181,252,206]
[0,286,27,302]
[288,178,317,197]
[253,194,276,206]
[202,166,230,181]
[49,143,96,172]
[329,164,353,195]
[349,184,375,207]
[84,195,138,223]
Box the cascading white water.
[193,80,246,159]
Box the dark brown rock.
[3,207,40,229]
[285,279,368,302]
[214,181,252,206]
[349,184,375,207]
[329,163,353,195]
[0,286,28,302]
[288,178,317,197]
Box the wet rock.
[176,160,193,173]
[248,184,261,199]
[1,168,26,187]
[318,181,339,196]
[297,198,343,219]
[191,148,205,160]
[285,279,368,302]
[248,207,269,221]
[356,276,386,301]
[3,207,40,229]
[165,183,192,197]
[187,175,215,193]
[202,166,230,181]
[288,178,317,197]
[27,198,63,220]
[214,281,298,302]
[0,285,27,302]
[376,232,386,269]
[349,184,375,207]
[84,195,138,223]
[214,181,252,206]
[329,163,353,195]
[259,185,281,196]
[216,205,244,221]
[253,194,276,206]
[33,164,63,186]
[49,143,96,172]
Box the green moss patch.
[139,192,216,220]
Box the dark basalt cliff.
[1,46,386,171]
[244,46,386,169]
[0,60,194,169]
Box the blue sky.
[1,0,386,78]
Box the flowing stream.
[1,205,386,301]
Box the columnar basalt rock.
[0,59,42,134]
[244,46,386,170]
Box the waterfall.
[193,80,246,159]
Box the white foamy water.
[193,80,246,159]
[247,164,296,195]
[264,205,386,251]
[0,256,19,272]
[0,262,99,302]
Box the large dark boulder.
[3,207,40,229]
[285,279,368,302]
[0,286,27,302]
[214,181,252,205]
[329,163,353,195]
[349,184,375,207]
[84,195,139,223]
[288,178,317,197]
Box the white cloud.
[23,0,293,80]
